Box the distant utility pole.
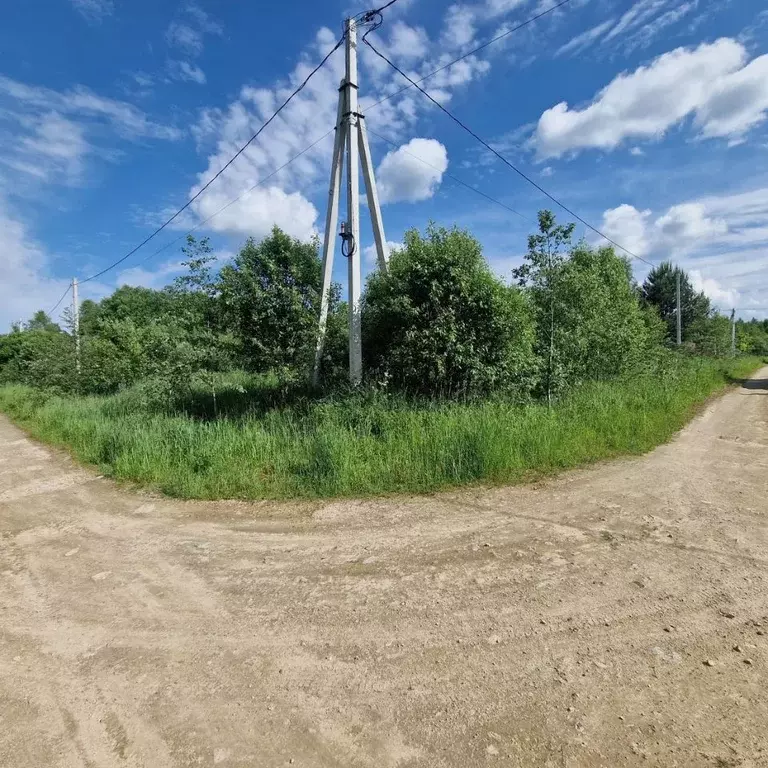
[731,309,736,357]
[676,270,682,346]
[313,15,389,387]
[72,278,81,377]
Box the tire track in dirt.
[1,370,767,767]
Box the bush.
[362,224,537,398]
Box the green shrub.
[362,224,537,398]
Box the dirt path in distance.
[2,370,768,767]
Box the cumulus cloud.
[601,202,727,258]
[599,188,768,310]
[0,196,72,330]
[363,240,403,266]
[376,138,448,204]
[602,204,653,257]
[535,38,768,158]
[689,270,739,307]
[441,5,477,49]
[193,185,318,241]
[386,21,430,61]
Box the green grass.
[0,355,762,500]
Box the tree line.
[1,211,766,406]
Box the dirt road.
[2,371,768,768]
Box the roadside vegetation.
[1,211,765,499]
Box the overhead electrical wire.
[129,129,335,270]
[363,0,573,114]
[77,34,345,286]
[363,34,656,267]
[65,0,570,287]
[366,125,530,222]
[48,283,73,316]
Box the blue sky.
[2,0,768,329]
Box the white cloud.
[0,75,182,142]
[556,18,615,57]
[70,0,113,23]
[599,188,768,310]
[629,146,644,156]
[654,203,727,242]
[193,185,318,241]
[622,1,699,54]
[166,3,223,57]
[166,23,204,56]
[0,196,71,330]
[117,260,184,290]
[387,22,430,61]
[14,112,90,183]
[363,240,403,266]
[602,204,653,257]
[483,0,526,19]
[167,60,207,85]
[376,138,448,204]
[601,202,727,258]
[689,270,739,307]
[603,0,669,44]
[0,77,181,190]
[441,5,477,49]
[535,38,768,158]
[540,166,554,177]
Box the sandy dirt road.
[1,371,768,768]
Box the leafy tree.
[218,227,325,374]
[557,242,665,382]
[363,224,536,397]
[25,310,61,333]
[97,286,175,327]
[514,210,575,403]
[515,211,662,399]
[641,262,710,343]
[0,329,74,391]
[172,235,217,296]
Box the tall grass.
[0,355,762,500]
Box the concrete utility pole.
[676,271,682,346]
[72,278,81,376]
[313,16,389,387]
[731,309,736,357]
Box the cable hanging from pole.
[362,33,656,267]
[366,125,529,222]
[76,34,345,286]
[129,129,335,270]
[362,0,573,114]
[49,283,72,316]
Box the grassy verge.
[0,355,762,500]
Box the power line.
[363,35,657,268]
[366,125,529,222]
[364,0,573,114]
[78,34,345,286]
[67,2,568,286]
[49,283,72,316]
[129,129,335,271]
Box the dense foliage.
[363,224,536,397]
[0,355,760,499]
[514,211,665,401]
[1,212,765,408]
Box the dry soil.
[2,370,768,767]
